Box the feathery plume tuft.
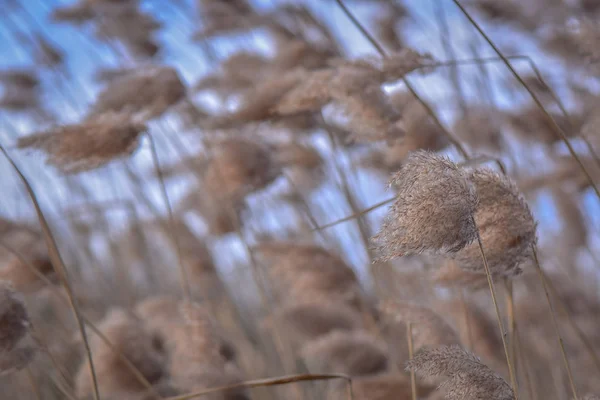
[451,168,536,277]
[406,345,514,400]
[17,112,146,174]
[371,151,478,262]
[378,301,460,351]
[90,66,186,120]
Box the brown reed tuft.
[203,138,281,202]
[167,302,246,399]
[75,308,165,398]
[90,66,186,119]
[378,301,460,352]
[255,242,362,307]
[300,330,389,376]
[18,111,146,173]
[451,168,536,277]
[274,300,363,347]
[407,345,514,400]
[0,240,55,293]
[371,151,478,262]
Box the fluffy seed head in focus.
[372,151,478,262]
[451,168,537,277]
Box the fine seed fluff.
[372,151,478,262]
[406,345,514,400]
[451,168,537,277]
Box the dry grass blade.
[451,0,600,203]
[0,144,101,400]
[165,373,353,400]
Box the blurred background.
[0,0,599,399]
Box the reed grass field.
[0,0,599,399]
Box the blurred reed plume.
[0,0,599,399]
[17,112,146,173]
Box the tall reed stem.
[473,217,518,398]
[451,0,600,202]
[146,133,191,301]
[407,322,418,400]
[0,145,101,400]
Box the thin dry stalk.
[407,322,417,400]
[451,0,600,202]
[505,279,517,379]
[146,133,191,301]
[531,246,579,400]
[0,144,101,400]
[165,373,353,400]
[473,217,518,398]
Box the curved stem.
[452,0,600,202]
[0,145,101,400]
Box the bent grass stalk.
[0,144,102,400]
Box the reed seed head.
[406,345,514,400]
[451,168,537,277]
[372,151,478,262]
[17,112,146,174]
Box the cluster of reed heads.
[1,0,600,399]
